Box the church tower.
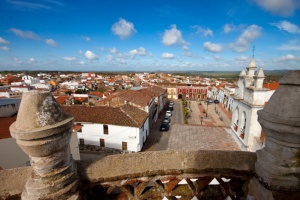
[230,54,276,152]
[254,67,265,89]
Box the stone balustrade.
[0,70,299,199]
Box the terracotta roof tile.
[263,82,279,90]
[62,104,148,127]
[55,96,70,104]
[0,116,16,139]
[119,90,153,107]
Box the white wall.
[77,119,149,152]
[70,132,80,160]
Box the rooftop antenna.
[252,45,255,59]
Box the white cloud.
[192,25,213,37]
[129,47,147,58]
[78,50,83,54]
[111,18,136,39]
[161,53,175,59]
[181,51,202,58]
[203,42,223,53]
[277,40,300,50]
[6,0,55,10]
[63,57,76,61]
[14,57,22,63]
[231,25,262,53]
[223,24,236,34]
[45,39,58,47]
[271,20,300,34]
[84,50,99,60]
[213,55,222,61]
[82,36,91,41]
[10,28,41,40]
[0,37,10,44]
[110,47,118,54]
[28,58,36,63]
[162,24,187,46]
[0,46,10,51]
[273,54,299,62]
[106,55,114,61]
[117,59,127,65]
[252,0,300,16]
[182,45,189,51]
[235,55,249,61]
[79,61,85,65]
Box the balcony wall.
[0,150,256,199]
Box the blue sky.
[0,0,300,71]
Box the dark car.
[160,122,170,131]
[163,116,170,123]
[168,105,173,111]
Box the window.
[100,138,105,147]
[122,142,127,150]
[103,125,108,134]
[79,138,84,145]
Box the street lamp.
[205,99,212,118]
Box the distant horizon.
[0,69,290,73]
[1,0,300,71]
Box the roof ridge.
[119,105,140,127]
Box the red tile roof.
[0,116,16,139]
[62,104,148,127]
[55,96,70,104]
[89,91,103,98]
[74,97,87,103]
[119,90,153,107]
[263,82,279,90]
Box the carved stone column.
[10,91,79,199]
[254,70,300,197]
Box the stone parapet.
[9,91,79,200]
[254,70,300,198]
[0,150,256,199]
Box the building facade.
[230,59,276,151]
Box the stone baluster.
[10,91,79,199]
[252,70,300,198]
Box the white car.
[166,110,172,117]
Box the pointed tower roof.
[256,67,265,78]
[247,58,256,69]
[239,69,246,77]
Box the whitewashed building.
[63,104,149,152]
[230,59,276,152]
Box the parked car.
[168,105,173,111]
[166,110,172,117]
[160,122,170,131]
[169,101,174,106]
[207,99,213,104]
[163,116,170,123]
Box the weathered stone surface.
[11,91,71,140]
[9,91,79,200]
[78,150,256,183]
[0,167,32,199]
[256,70,300,190]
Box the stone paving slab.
[167,124,240,151]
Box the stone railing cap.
[258,70,300,126]
[10,90,74,140]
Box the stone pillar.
[10,91,79,200]
[253,70,300,198]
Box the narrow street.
[142,99,184,151]
[143,99,232,152]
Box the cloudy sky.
[0,0,300,71]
